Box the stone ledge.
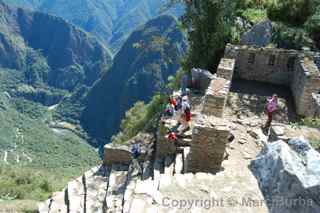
[104,144,133,166]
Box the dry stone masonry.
[311,93,320,117]
[187,115,230,173]
[201,77,231,117]
[225,44,320,118]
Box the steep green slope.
[80,15,186,144]
[0,1,112,94]
[0,2,102,203]
[0,68,100,203]
[3,0,184,53]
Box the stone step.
[39,190,68,213]
[159,174,173,190]
[182,147,190,174]
[152,158,163,193]
[84,166,109,213]
[123,165,140,213]
[176,138,192,147]
[105,164,129,213]
[164,155,175,176]
[178,129,192,138]
[66,176,85,213]
[174,153,184,175]
[126,194,156,213]
[142,159,153,180]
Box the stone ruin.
[186,44,320,173]
[39,44,320,213]
[225,44,320,118]
[103,44,320,175]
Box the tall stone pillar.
[187,114,230,173]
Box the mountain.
[0,1,112,92]
[3,0,184,53]
[0,2,105,204]
[80,15,186,144]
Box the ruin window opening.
[268,55,276,66]
[248,53,255,64]
[287,57,296,71]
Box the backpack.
[183,102,191,113]
[131,144,141,159]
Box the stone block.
[216,58,235,80]
[104,144,132,166]
[187,115,230,173]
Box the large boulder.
[191,68,215,92]
[250,139,320,213]
[240,20,272,47]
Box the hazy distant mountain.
[4,0,184,53]
[0,1,112,98]
[79,15,186,144]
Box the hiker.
[175,95,182,111]
[178,96,191,134]
[167,130,177,143]
[164,102,175,117]
[264,94,278,129]
[169,96,177,109]
[131,142,142,175]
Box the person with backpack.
[131,142,142,176]
[178,96,191,134]
[164,102,175,117]
[167,130,177,144]
[264,94,278,129]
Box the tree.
[170,0,237,72]
[267,0,318,27]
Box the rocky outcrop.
[240,20,273,47]
[250,139,320,213]
[191,68,214,92]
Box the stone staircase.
[38,141,193,213]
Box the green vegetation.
[0,67,100,203]
[81,15,186,142]
[0,165,87,201]
[240,8,267,24]
[25,49,50,86]
[267,0,320,49]
[297,118,320,129]
[112,93,167,144]
[178,0,237,71]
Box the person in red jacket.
[169,96,177,108]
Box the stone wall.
[187,115,230,173]
[225,44,320,118]
[156,119,177,158]
[225,44,299,85]
[216,58,235,80]
[310,93,320,118]
[291,57,320,117]
[201,77,231,118]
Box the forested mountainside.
[4,0,184,53]
[0,1,105,205]
[0,1,112,98]
[79,15,186,144]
